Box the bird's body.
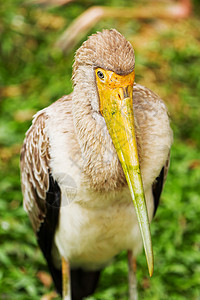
[20,30,172,299]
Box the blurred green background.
[0,0,200,299]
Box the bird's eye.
[97,70,104,80]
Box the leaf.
[37,271,52,288]
[41,291,58,300]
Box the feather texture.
[20,112,50,232]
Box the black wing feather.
[71,268,101,300]
[37,174,62,295]
[152,167,165,216]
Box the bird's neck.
[72,76,126,192]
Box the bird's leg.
[127,250,138,300]
[62,257,71,300]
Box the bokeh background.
[0,0,200,299]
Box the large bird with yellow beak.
[20,29,173,300]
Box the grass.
[0,0,200,299]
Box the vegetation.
[0,0,200,299]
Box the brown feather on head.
[73,29,135,80]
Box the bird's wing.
[152,152,171,216]
[20,111,51,232]
[20,111,63,293]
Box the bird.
[20,29,173,300]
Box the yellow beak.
[96,68,153,276]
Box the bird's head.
[72,29,153,276]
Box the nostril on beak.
[118,93,121,100]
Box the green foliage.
[0,0,200,299]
